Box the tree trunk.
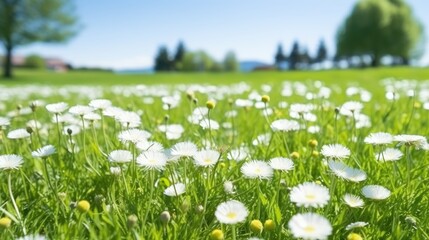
[371,53,380,67]
[3,43,13,78]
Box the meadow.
[0,68,429,240]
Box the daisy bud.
[264,219,276,231]
[290,151,300,159]
[192,98,198,105]
[250,219,263,234]
[414,102,421,108]
[160,211,171,225]
[26,126,33,134]
[347,233,363,240]
[58,192,67,200]
[164,114,169,121]
[67,128,73,135]
[206,100,216,110]
[210,229,224,240]
[77,200,90,213]
[312,150,319,157]
[186,91,195,101]
[17,104,22,111]
[261,95,270,103]
[219,162,226,168]
[195,205,204,214]
[180,199,191,213]
[30,102,37,112]
[0,217,12,229]
[405,216,417,226]
[127,214,138,229]
[308,139,318,148]
[334,107,340,114]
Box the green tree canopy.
[0,0,79,78]
[223,51,239,72]
[336,0,424,67]
[24,54,45,69]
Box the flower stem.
[8,173,26,235]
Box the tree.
[223,51,238,72]
[0,0,78,78]
[336,0,423,67]
[173,41,186,71]
[154,46,173,72]
[274,43,287,70]
[288,41,300,70]
[315,39,328,63]
[24,54,45,69]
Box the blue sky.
[14,0,429,69]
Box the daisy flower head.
[108,150,133,163]
[83,112,101,121]
[269,157,294,171]
[137,151,167,171]
[394,134,427,148]
[362,185,390,200]
[290,182,330,208]
[164,183,186,197]
[0,117,11,127]
[200,119,220,130]
[227,147,249,162]
[7,128,31,139]
[170,141,198,159]
[89,99,112,110]
[270,119,300,132]
[136,140,164,152]
[241,160,273,179]
[375,148,403,161]
[193,149,220,167]
[118,129,151,144]
[345,221,368,231]
[0,154,24,170]
[46,102,68,114]
[223,181,235,194]
[343,194,364,208]
[69,105,94,116]
[115,111,141,128]
[158,124,184,140]
[339,101,363,116]
[364,132,393,145]
[321,144,350,160]
[32,145,56,158]
[215,200,248,224]
[16,234,47,240]
[288,212,332,240]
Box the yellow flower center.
[305,194,316,200]
[226,212,237,219]
[304,226,315,233]
[204,158,212,164]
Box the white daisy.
[164,183,186,197]
[136,151,167,170]
[288,213,332,240]
[290,182,330,208]
[16,234,47,240]
[69,105,94,116]
[223,181,235,194]
[200,119,220,130]
[269,157,294,171]
[158,124,184,140]
[32,145,56,158]
[170,141,198,159]
[328,160,366,182]
[252,133,271,146]
[136,140,164,152]
[375,148,403,161]
[118,129,151,144]
[345,221,368,231]
[394,134,427,148]
[46,102,68,114]
[0,117,11,127]
[115,111,141,128]
[89,99,112,110]
[63,125,81,136]
[343,194,364,208]
[108,150,133,163]
[321,144,350,160]
[362,185,390,200]
[241,160,273,179]
[193,149,220,167]
[7,129,31,139]
[227,147,249,162]
[339,101,363,116]
[214,200,248,224]
[83,112,101,121]
[270,119,300,132]
[364,132,393,145]
[0,154,24,170]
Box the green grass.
[1,67,429,87]
[0,68,429,239]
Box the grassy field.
[0,67,429,239]
[1,67,429,86]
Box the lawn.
[0,67,428,240]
